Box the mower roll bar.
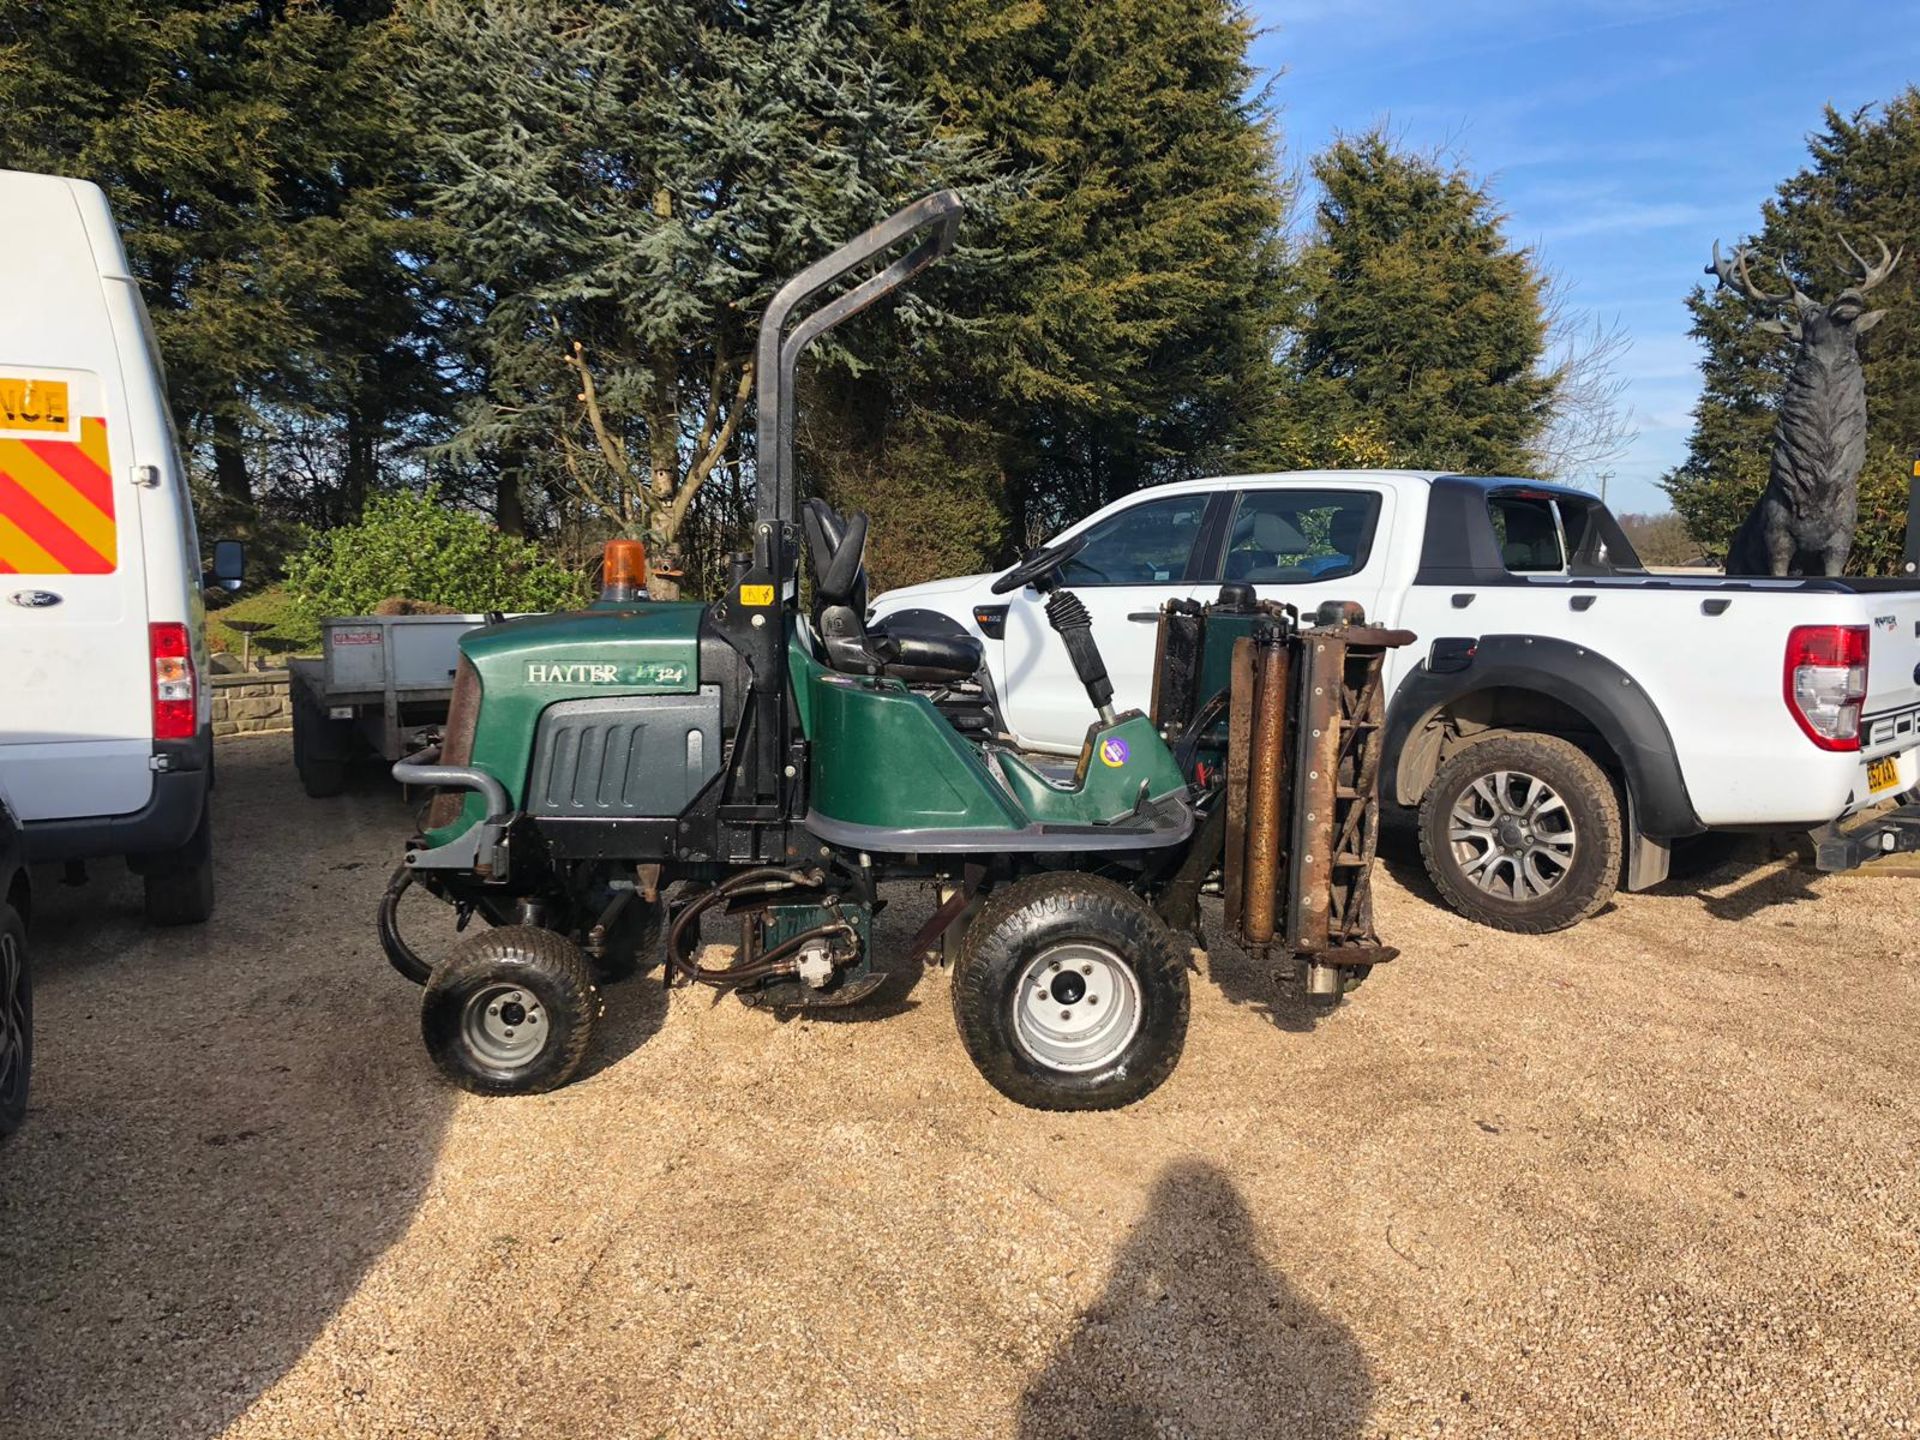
[754,190,964,527]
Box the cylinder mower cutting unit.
[380,193,1415,1110]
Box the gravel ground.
[1,732,1915,1440]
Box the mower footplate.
[740,972,893,1011]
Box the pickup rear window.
[1222,489,1380,584]
[1489,492,1644,577]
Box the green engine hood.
[437,603,706,839]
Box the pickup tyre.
[1418,732,1622,932]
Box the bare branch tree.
[1532,277,1637,487]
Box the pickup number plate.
[1867,755,1901,794]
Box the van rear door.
[0,172,152,823]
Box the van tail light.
[150,622,197,740]
[1784,624,1868,751]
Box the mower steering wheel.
[991,533,1087,595]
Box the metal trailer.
[289,615,499,798]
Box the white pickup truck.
[872,470,1920,932]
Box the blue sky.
[1248,0,1920,515]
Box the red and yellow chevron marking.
[0,416,115,575]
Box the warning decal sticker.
[0,416,116,574]
[0,377,69,433]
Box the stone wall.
[211,669,292,738]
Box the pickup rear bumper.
[1815,802,1920,871]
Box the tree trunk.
[495,466,526,537]
[342,404,375,523]
[645,344,683,600]
[211,403,252,506]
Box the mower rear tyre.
[952,872,1189,1111]
[421,926,601,1095]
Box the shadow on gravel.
[572,970,673,1082]
[0,736,455,1439]
[1201,933,1343,1034]
[1017,1159,1372,1439]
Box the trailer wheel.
[1419,733,1622,934]
[952,872,1189,1111]
[421,926,600,1095]
[141,806,216,927]
[292,688,351,798]
[0,904,30,1141]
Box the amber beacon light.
[600,538,649,603]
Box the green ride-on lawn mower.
[379,192,1414,1110]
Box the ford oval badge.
[8,589,62,609]
[1912,660,1920,686]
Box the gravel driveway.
[1,733,1914,1439]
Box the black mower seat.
[801,498,982,684]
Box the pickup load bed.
[872,470,1920,931]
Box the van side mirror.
[209,539,245,592]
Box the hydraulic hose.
[666,866,836,988]
[377,864,434,986]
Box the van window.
[1222,490,1380,584]
[1488,492,1644,577]
[1059,492,1211,587]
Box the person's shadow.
[1017,1159,1372,1439]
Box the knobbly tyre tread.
[421,926,602,1095]
[1418,731,1623,935]
[951,871,1189,1111]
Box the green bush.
[284,489,589,621]
[205,583,321,659]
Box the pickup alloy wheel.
[1419,733,1622,934]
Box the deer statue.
[1707,235,1901,576]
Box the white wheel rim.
[1448,767,1578,902]
[1010,941,1142,1073]
[461,984,548,1067]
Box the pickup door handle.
[1127,612,1160,623]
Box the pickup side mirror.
[209,538,246,592]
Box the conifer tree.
[1663,91,1920,572]
[880,0,1290,540]
[1253,132,1556,477]
[402,0,982,595]
[0,1,427,520]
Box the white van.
[0,169,240,924]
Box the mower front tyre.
[952,872,1189,1112]
[421,926,601,1095]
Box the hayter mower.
[380,193,1414,1110]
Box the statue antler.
[1838,233,1901,294]
[1708,240,1788,305]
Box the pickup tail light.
[1784,625,1868,751]
[150,622,197,740]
